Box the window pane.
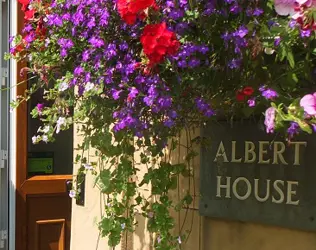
[27,86,73,177]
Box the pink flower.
[274,0,296,15]
[300,93,316,115]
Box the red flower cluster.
[18,0,35,20]
[18,0,30,11]
[140,22,180,65]
[117,0,157,25]
[13,0,47,56]
[236,86,254,102]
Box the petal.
[300,94,316,115]
[300,94,316,107]
[303,106,316,115]
[274,1,296,16]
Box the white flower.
[56,117,66,134]
[121,223,126,230]
[69,190,76,199]
[45,38,50,47]
[43,126,50,133]
[32,136,37,144]
[42,135,48,143]
[32,135,41,144]
[59,82,69,92]
[84,82,95,92]
[177,236,182,244]
[264,48,275,55]
[83,163,93,170]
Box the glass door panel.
[27,86,74,177]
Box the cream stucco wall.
[70,128,316,250]
[70,129,116,250]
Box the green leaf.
[242,107,254,118]
[97,169,112,193]
[287,50,295,68]
[298,121,312,134]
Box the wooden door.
[15,5,73,250]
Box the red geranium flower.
[24,9,35,20]
[140,22,180,65]
[18,0,30,11]
[129,0,154,13]
[242,86,254,96]
[117,0,156,25]
[236,90,246,102]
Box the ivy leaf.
[183,194,193,205]
[99,217,113,235]
[97,169,112,193]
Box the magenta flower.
[300,93,316,115]
[274,0,296,16]
[247,99,256,107]
[36,103,44,115]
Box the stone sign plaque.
[199,121,316,231]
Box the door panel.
[16,3,73,250]
[28,195,71,250]
[35,219,66,250]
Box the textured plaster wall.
[70,127,316,250]
[70,124,118,250]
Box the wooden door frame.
[15,4,72,250]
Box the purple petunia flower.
[261,88,278,100]
[128,87,139,100]
[88,37,104,48]
[112,89,122,100]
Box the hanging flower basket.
[8,0,316,248]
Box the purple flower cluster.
[163,0,189,22]
[173,43,210,69]
[14,0,300,144]
[259,86,279,100]
[222,25,248,69]
[45,0,179,137]
[223,0,263,16]
[195,98,215,117]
